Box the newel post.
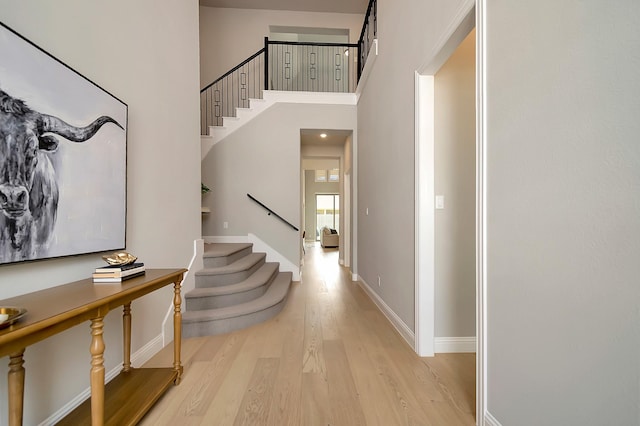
[264,37,269,91]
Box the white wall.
[484,1,640,424]
[199,7,364,87]
[357,0,472,331]
[202,103,356,265]
[0,1,201,424]
[434,30,476,338]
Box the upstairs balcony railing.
[200,0,377,134]
[359,0,377,79]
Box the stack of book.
[92,262,145,283]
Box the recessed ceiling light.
[320,133,327,138]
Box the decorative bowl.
[102,252,137,266]
[0,307,27,329]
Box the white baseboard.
[131,334,164,367]
[162,238,203,343]
[39,334,164,426]
[351,273,358,282]
[435,336,476,353]
[357,276,416,350]
[484,411,502,426]
[248,233,300,281]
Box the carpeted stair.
[182,242,292,338]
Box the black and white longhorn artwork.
[0,22,128,265]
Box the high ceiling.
[199,0,368,14]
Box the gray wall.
[199,7,363,87]
[357,0,470,331]
[434,30,476,338]
[202,103,356,265]
[0,1,201,424]
[485,1,640,424]
[358,0,640,423]
[304,170,340,241]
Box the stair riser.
[203,246,253,268]
[195,259,265,287]
[186,283,271,310]
[182,296,288,339]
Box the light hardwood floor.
[140,244,476,425]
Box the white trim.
[418,1,476,75]
[38,334,164,426]
[207,92,356,145]
[263,90,357,105]
[162,238,203,343]
[131,334,165,367]
[484,411,503,426]
[205,97,273,149]
[434,337,476,353]
[351,273,358,282]
[355,38,378,102]
[357,276,415,350]
[248,233,301,281]
[414,0,476,361]
[343,171,351,268]
[414,72,436,357]
[201,134,214,159]
[476,0,488,423]
[415,0,486,425]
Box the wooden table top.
[0,268,187,358]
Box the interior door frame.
[414,0,487,423]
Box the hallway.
[141,244,475,425]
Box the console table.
[0,268,187,426]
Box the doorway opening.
[316,194,340,240]
[300,129,353,266]
[414,0,484,421]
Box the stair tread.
[186,262,278,298]
[183,272,292,322]
[196,252,265,276]
[203,242,253,258]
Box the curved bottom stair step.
[182,271,292,338]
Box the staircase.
[182,242,292,337]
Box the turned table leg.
[173,279,183,384]
[90,317,105,426]
[122,303,132,373]
[8,349,25,426]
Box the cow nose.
[0,185,29,213]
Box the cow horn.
[38,114,123,142]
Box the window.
[316,194,339,239]
[315,169,340,182]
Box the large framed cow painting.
[0,22,127,265]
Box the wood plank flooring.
[140,244,476,425]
